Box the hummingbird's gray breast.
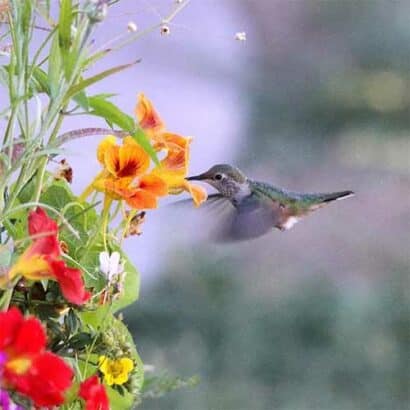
[219,180,251,204]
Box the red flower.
[0,307,73,407]
[1,207,90,305]
[79,375,110,410]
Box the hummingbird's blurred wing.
[215,194,281,242]
[169,194,280,242]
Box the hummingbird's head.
[186,164,248,198]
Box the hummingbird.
[186,164,354,241]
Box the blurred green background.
[111,1,410,409]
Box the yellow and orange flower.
[82,136,167,210]
[81,93,207,212]
[135,93,207,206]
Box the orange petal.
[98,177,131,200]
[139,174,168,196]
[162,133,191,151]
[118,139,150,178]
[184,181,208,207]
[97,136,117,165]
[160,133,191,172]
[135,93,165,134]
[125,190,159,209]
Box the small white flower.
[235,31,246,41]
[127,21,137,32]
[99,251,124,282]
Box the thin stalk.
[32,111,65,202]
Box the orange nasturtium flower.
[135,93,207,206]
[81,136,167,209]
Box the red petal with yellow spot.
[13,351,74,407]
[0,308,74,407]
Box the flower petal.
[13,316,46,357]
[160,133,191,171]
[99,251,110,275]
[97,135,117,165]
[125,190,159,209]
[4,254,53,286]
[0,307,23,350]
[118,137,150,177]
[14,352,73,407]
[28,208,58,237]
[135,93,165,134]
[79,375,110,410]
[49,260,90,305]
[184,181,208,207]
[139,174,168,196]
[103,144,120,177]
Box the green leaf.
[68,332,94,350]
[40,180,99,256]
[80,305,110,330]
[88,96,135,132]
[48,34,63,98]
[0,247,12,268]
[0,66,8,87]
[64,61,138,103]
[131,128,159,165]
[73,90,89,111]
[21,0,33,34]
[86,97,158,163]
[2,206,28,242]
[112,248,140,311]
[59,0,72,53]
[31,67,50,95]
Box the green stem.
[0,288,13,311]
[32,111,65,203]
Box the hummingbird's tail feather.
[318,190,355,203]
[305,190,354,212]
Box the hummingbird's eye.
[214,173,223,181]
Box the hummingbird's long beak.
[185,173,207,181]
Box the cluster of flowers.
[82,93,207,210]
[0,94,205,408]
[0,307,109,409]
[0,209,134,408]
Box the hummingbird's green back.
[249,180,353,213]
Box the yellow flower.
[98,356,134,386]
